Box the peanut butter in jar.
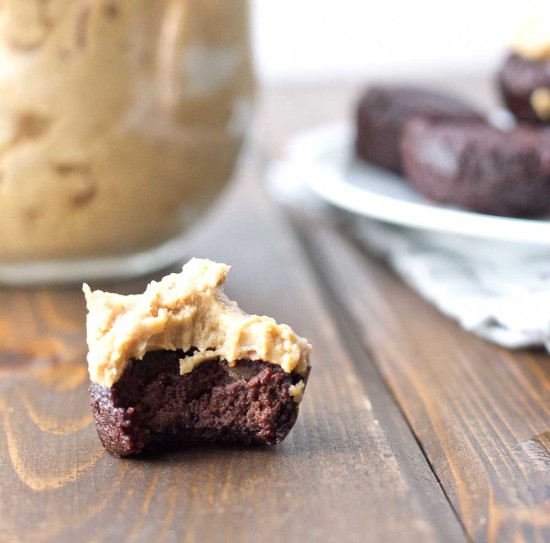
[0,0,254,282]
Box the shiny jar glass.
[0,0,253,284]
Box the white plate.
[294,123,550,245]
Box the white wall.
[251,0,547,83]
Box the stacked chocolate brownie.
[355,28,550,218]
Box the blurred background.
[252,0,545,84]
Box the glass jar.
[0,0,253,284]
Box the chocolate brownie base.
[356,86,483,173]
[401,117,550,217]
[90,350,308,457]
[498,53,550,124]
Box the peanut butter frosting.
[511,14,550,61]
[84,259,312,388]
[0,0,252,262]
[530,87,550,121]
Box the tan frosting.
[530,88,550,120]
[511,15,550,60]
[84,259,312,388]
[289,381,305,404]
[0,0,253,262]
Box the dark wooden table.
[1,82,550,543]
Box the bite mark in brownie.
[90,350,308,456]
[83,259,312,457]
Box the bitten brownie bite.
[356,86,483,173]
[401,117,550,217]
[498,17,550,124]
[83,259,312,457]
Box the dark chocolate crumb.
[90,350,309,457]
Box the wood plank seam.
[289,216,473,543]
[295,216,550,541]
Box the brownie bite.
[84,259,312,457]
[401,117,550,217]
[499,53,550,124]
[498,17,550,124]
[356,86,483,173]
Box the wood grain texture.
[261,81,550,543]
[3,78,540,543]
[0,137,465,540]
[296,219,550,543]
